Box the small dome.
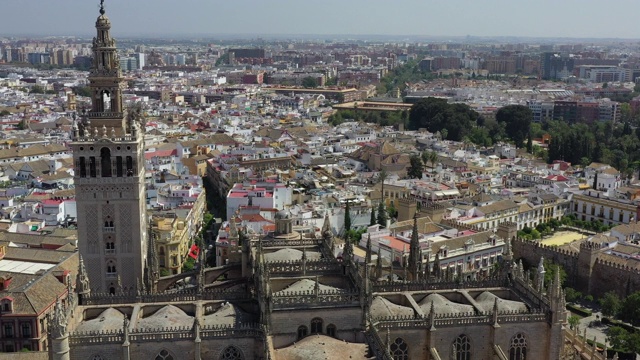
[275,209,289,220]
[96,14,111,28]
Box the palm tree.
[424,150,438,174]
[377,169,388,206]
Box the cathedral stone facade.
[50,4,569,360]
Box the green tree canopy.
[599,291,622,318]
[377,201,387,228]
[407,154,424,179]
[408,98,479,141]
[620,291,640,325]
[495,105,533,148]
[302,77,318,88]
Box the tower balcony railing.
[103,226,116,233]
[105,272,117,279]
[105,249,116,255]
[88,111,124,119]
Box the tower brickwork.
[70,1,147,294]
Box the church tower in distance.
[70,1,148,294]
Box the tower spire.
[408,212,420,280]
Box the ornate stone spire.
[408,213,420,280]
[536,257,546,292]
[375,248,382,279]
[76,255,91,303]
[49,298,67,339]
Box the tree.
[407,154,424,179]
[408,98,478,141]
[564,287,582,302]
[607,326,628,351]
[377,201,387,228]
[0,110,11,117]
[29,85,45,94]
[344,200,352,233]
[593,171,598,190]
[377,169,388,207]
[526,132,533,154]
[620,291,640,325]
[495,105,533,148]
[370,206,376,226]
[543,260,567,287]
[568,315,580,330]
[302,77,318,88]
[599,291,622,318]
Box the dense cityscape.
[1,1,640,359]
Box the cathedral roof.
[274,334,369,360]
[275,279,344,294]
[370,296,413,318]
[202,302,250,328]
[474,291,527,313]
[75,308,125,333]
[137,305,194,330]
[263,248,321,262]
[418,293,474,316]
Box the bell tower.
[70,0,148,294]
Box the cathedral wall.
[129,340,195,359]
[386,328,428,359]
[429,322,550,360]
[270,307,362,348]
[200,337,260,360]
[70,344,122,360]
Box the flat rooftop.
[0,259,56,274]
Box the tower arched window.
[509,333,527,360]
[116,156,123,177]
[297,325,308,340]
[155,349,174,360]
[101,147,112,177]
[220,346,244,360]
[106,261,116,277]
[310,318,323,334]
[101,90,111,112]
[79,157,87,178]
[453,334,471,360]
[390,337,409,360]
[126,156,134,176]
[89,157,97,177]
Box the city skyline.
[2,0,640,40]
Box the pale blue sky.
[1,0,640,39]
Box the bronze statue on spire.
[100,0,106,15]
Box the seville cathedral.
[46,3,578,360]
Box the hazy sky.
[2,0,640,39]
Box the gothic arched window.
[310,318,323,334]
[220,346,244,360]
[155,349,174,360]
[453,334,471,360]
[100,147,112,177]
[297,325,308,340]
[509,333,527,360]
[326,324,336,337]
[90,355,104,360]
[390,337,409,360]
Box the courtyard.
[540,230,585,246]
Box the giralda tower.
[71,1,149,294]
